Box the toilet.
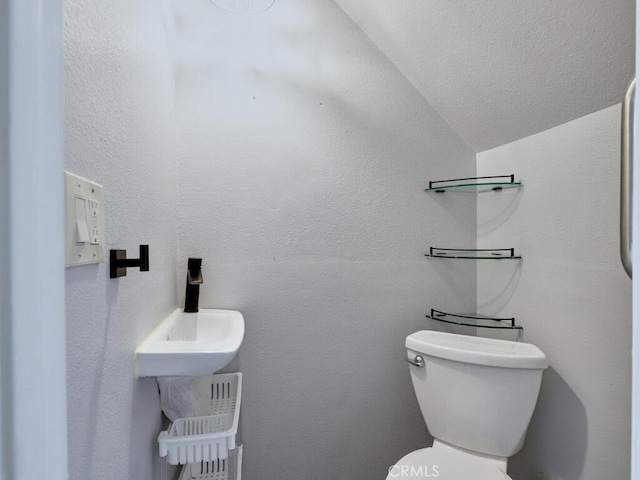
[387,330,548,480]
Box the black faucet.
[184,258,203,313]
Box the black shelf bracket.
[110,245,149,278]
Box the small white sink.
[135,308,244,377]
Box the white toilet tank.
[406,331,548,458]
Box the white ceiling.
[334,0,635,151]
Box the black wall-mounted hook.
[110,245,149,278]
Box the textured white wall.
[335,0,635,152]
[477,104,631,479]
[63,1,177,479]
[172,0,476,478]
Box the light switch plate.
[65,171,105,267]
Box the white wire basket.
[178,445,243,480]
[159,373,242,465]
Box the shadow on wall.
[508,367,587,480]
[128,376,163,479]
[477,187,523,237]
[65,265,116,479]
[476,260,522,314]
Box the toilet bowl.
[386,331,548,479]
[387,443,511,480]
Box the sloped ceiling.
[334,0,635,151]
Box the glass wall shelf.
[425,175,521,193]
[426,310,523,342]
[425,247,521,260]
[426,309,521,330]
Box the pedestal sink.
[135,308,244,377]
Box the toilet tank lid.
[406,331,549,369]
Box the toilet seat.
[385,447,512,480]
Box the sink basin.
[135,308,244,377]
